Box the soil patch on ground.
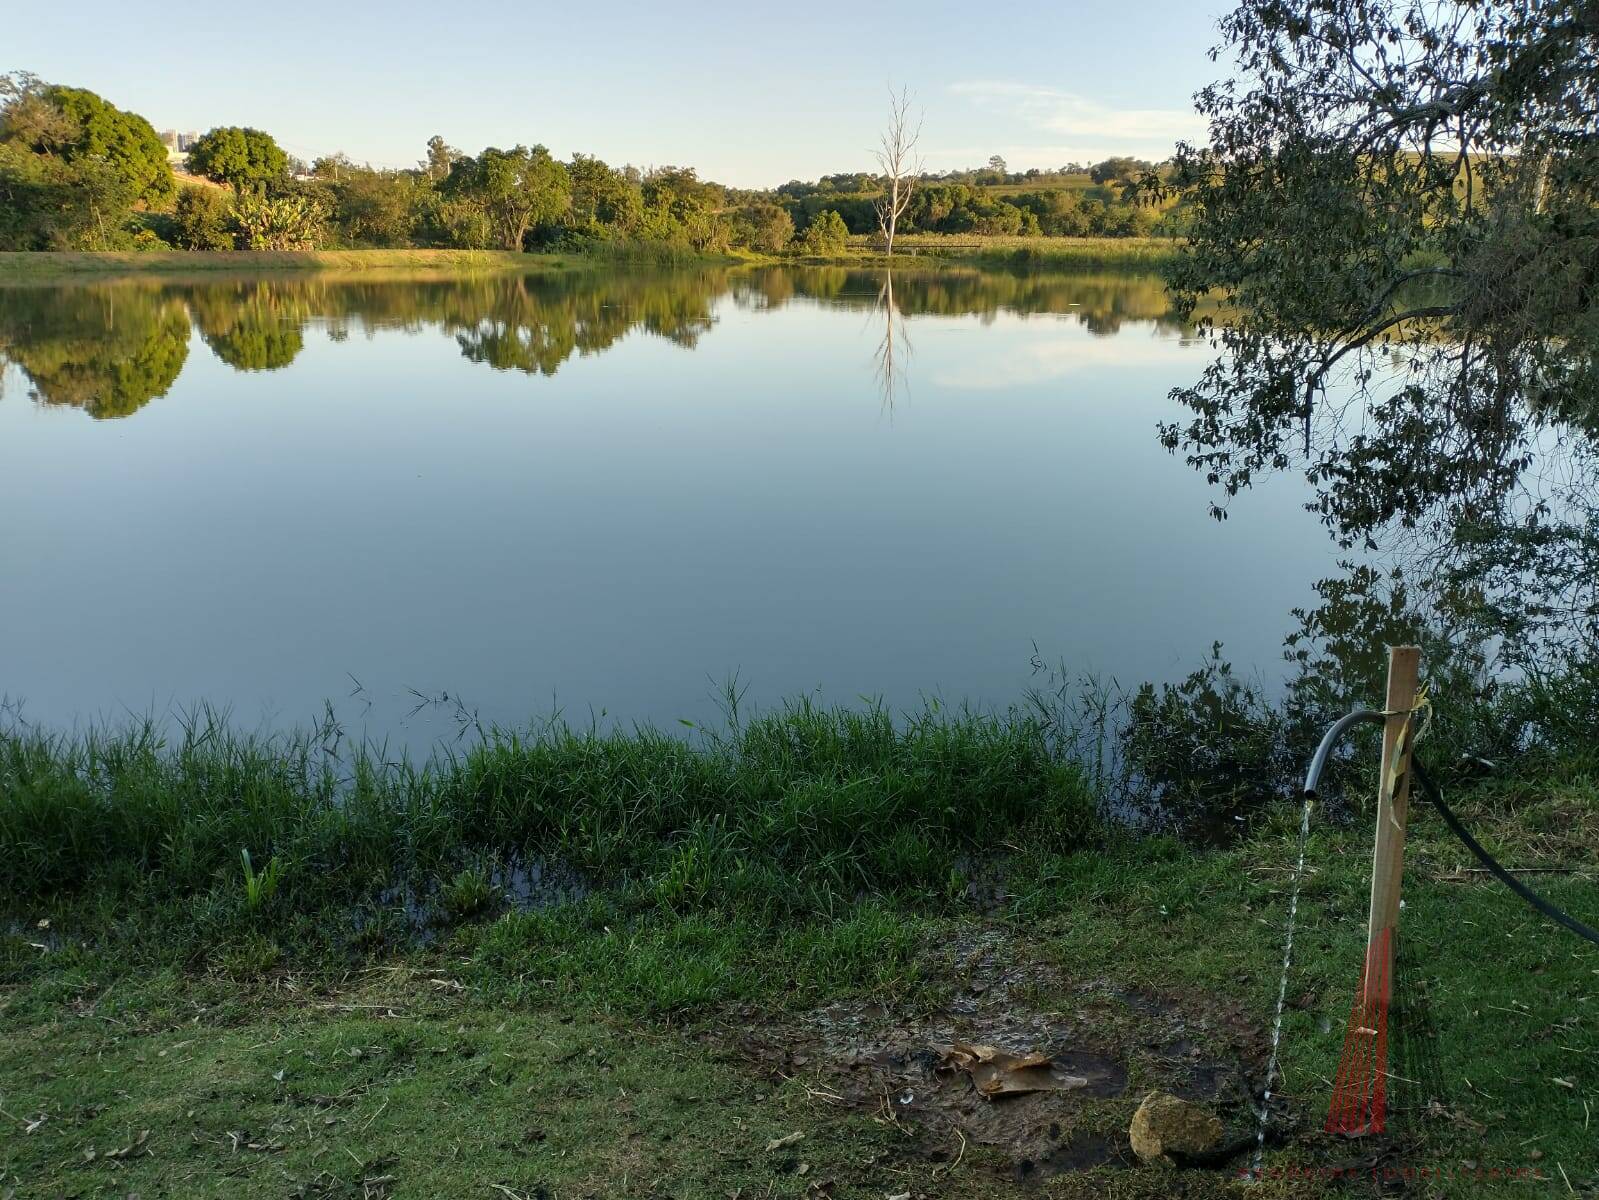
[698,926,1275,1183]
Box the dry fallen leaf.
[765,1131,804,1153]
[104,1130,151,1160]
[940,1041,1088,1099]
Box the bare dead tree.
[873,86,922,257]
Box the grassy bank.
[0,249,589,283]
[0,702,1092,919]
[870,234,1181,270]
[1,693,1596,1197]
[0,244,749,283]
[0,238,1180,284]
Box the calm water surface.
[0,266,1341,746]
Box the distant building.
[160,129,201,167]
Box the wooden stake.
[1365,644,1421,1006]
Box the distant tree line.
[781,181,1172,238]
[777,157,1159,195]
[0,72,1177,254]
[776,157,1177,238]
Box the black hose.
[1412,755,1599,949]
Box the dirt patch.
[703,926,1269,1181]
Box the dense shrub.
[231,192,327,250]
[797,210,849,255]
[733,202,794,253]
[171,185,234,250]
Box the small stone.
[1129,1090,1223,1165]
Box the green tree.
[171,185,234,250]
[567,153,642,233]
[423,135,456,181]
[429,198,494,249]
[310,152,353,181]
[1090,156,1147,185]
[797,209,849,255]
[326,167,420,246]
[734,202,794,253]
[0,74,171,247]
[640,166,727,250]
[0,72,77,153]
[44,85,174,205]
[1169,0,1599,660]
[188,126,288,192]
[0,141,127,249]
[443,145,570,250]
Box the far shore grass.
[0,236,1180,284]
[0,248,591,283]
[871,233,1180,269]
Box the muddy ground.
[694,927,1284,1187]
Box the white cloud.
[947,81,1205,158]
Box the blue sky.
[11,0,1232,187]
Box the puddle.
[494,856,588,910]
[2,917,64,953]
[349,854,589,947]
[952,854,1014,915]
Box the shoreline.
[0,238,1178,284]
[0,248,596,284]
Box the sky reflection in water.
[0,267,1340,749]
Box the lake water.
[0,265,1345,748]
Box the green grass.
[866,235,1181,270]
[0,972,932,1200]
[0,249,590,282]
[3,777,1592,1197]
[0,239,1178,283]
[2,698,1595,1197]
[0,699,1093,904]
[767,234,1180,269]
[0,698,1061,1022]
[1020,772,1599,1196]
